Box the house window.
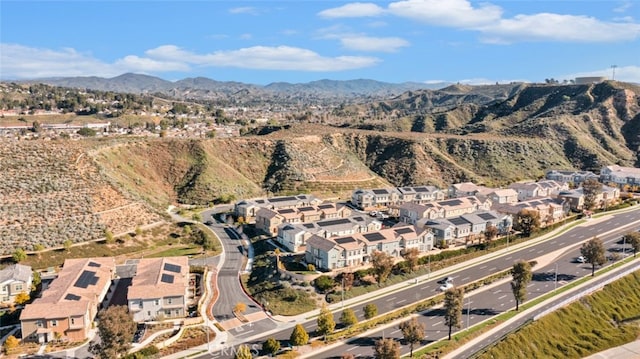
[147,311,151,316]
[15,284,22,291]
[167,298,173,304]
[138,301,143,309]
[154,299,159,305]
[51,320,58,327]
[165,310,171,316]
[36,320,43,328]
[71,318,76,325]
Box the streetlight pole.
[554,262,558,291]
[466,298,471,330]
[428,253,431,279]
[342,276,345,309]
[622,235,627,258]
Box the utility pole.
[466,298,471,330]
[342,276,345,309]
[611,65,618,81]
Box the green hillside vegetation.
[479,270,640,359]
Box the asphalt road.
[200,208,640,359]
[200,209,263,322]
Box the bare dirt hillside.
[0,140,162,254]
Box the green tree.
[234,344,253,359]
[192,213,203,222]
[582,178,603,210]
[32,120,41,133]
[289,324,309,347]
[135,226,143,236]
[262,337,280,357]
[340,308,358,327]
[363,303,378,319]
[510,260,532,311]
[371,251,394,284]
[581,237,607,276]
[401,247,420,272]
[514,209,541,237]
[63,239,73,251]
[317,304,336,339]
[89,305,136,359]
[33,244,45,252]
[623,231,640,257]
[399,317,425,357]
[443,287,464,340]
[373,338,400,359]
[12,248,26,263]
[77,127,97,137]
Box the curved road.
[200,207,640,359]
[201,208,264,322]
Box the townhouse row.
[20,256,190,344]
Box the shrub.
[314,275,336,293]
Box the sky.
[1,0,639,85]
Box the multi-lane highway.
[203,208,640,359]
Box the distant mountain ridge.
[28,73,451,101]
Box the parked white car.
[576,256,586,263]
[439,282,454,291]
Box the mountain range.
[29,73,451,102]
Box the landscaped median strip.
[409,255,640,359]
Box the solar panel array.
[476,212,496,220]
[335,237,357,245]
[318,204,334,209]
[298,207,315,212]
[372,189,389,195]
[163,263,182,273]
[88,261,101,268]
[414,187,430,192]
[353,216,364,222]
[394,227,414,234]
[279,208,296,214]
[161,273,175,284]
[74,270,99,289]
[318,218,351,227]
[440,199,463,206]
[302,223,316,229]
[64,293,81,301]
[269,196,297,203]
[449,217,470,226]
[363,232,386,242]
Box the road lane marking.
[397,299,407,304]
[498,295,507,300]
[391,329,400,334]
[434,321,442,326]
[504,256,512,260]
[461,277,470,281]
[479,265,487,270]
[347,346,359,351]
[386,297,397,302]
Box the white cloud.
[388,0,502,27]
[479,13,640,43]
[325,0,640,43]
[563,65,640,83]
[192,46,380,71]
[0,43,379,79]
[239,33,252,40]
[318,2,384,18]
[0,44,122,79]
[340,35,409,52]
[229,6,259,15]
[613,1,632,13]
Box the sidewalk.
[583,340,640,359]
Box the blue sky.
[1,0,639,84]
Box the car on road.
[576,256,586,263]
[437,276,454,285]
[438,282,454,291]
